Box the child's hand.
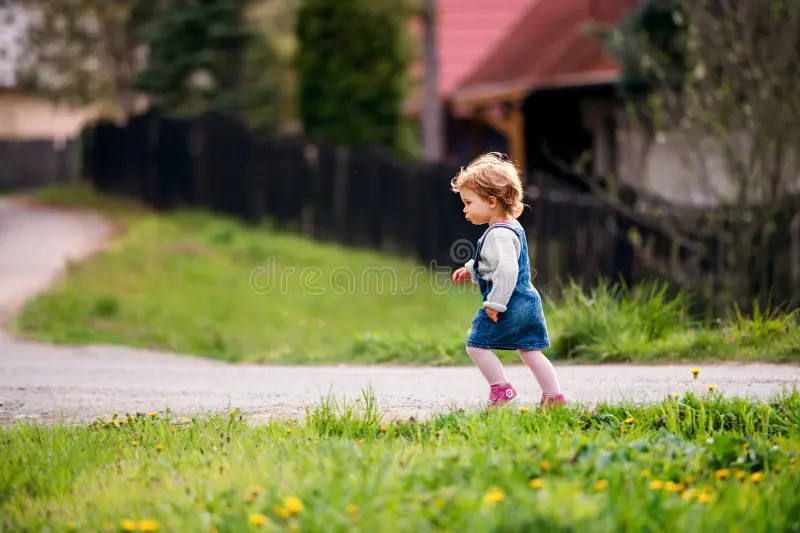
[486,308,500,322]
[452,267,470,284]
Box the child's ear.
[487,196,498,208]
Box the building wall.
[0,90,101,142]
[581,97,800,208]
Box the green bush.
[295,0,417,156]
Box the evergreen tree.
[295,0,416,155]
[135,0,271,121]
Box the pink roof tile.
[436,0,535,95]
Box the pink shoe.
[489,383,518,407]
[540,393,567,409]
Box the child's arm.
[481,229,520,313]
[464,259,478,283]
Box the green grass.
[2,389,800,532]
[10,183,800,364]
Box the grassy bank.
[10,184,800,364]
[2,389,799,532]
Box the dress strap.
[481,222,518,240]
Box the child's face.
[459,187,497,225]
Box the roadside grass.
[10,183,800,365]
[2,387,799,532]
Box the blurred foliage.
[12,0,158,119]
[588,0,800,315]
[242,0,303,131]
[606,0,686,99]
[295,0,420,158]
[134,0,279,124]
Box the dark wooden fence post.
[332,145,350,242]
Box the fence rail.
[78,110,800,311]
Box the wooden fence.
[78,110,799,309]
[0,138,79,192]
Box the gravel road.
[1,197,798,425]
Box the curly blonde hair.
[450,152,525,218]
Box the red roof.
[405,0,533,113]
[436,0,535,96]
[451,0,636,106]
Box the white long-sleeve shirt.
[464,222,521,313]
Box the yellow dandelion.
[120,519,136,532]
[138,520,159,532]
[148,411,158,418]
[66,521,76,531]
[208,527,219,533]
[155,444,164,452]
[640,469,651,478]
[181,418,190,424]
[171,428,177,433]
[345,504,360,520]
[283,496,304,515]
[697,492,713,503]
[690,369,700,378]
[313,440,319,445]
[357,439,365,445]
[715,469,730,480]
[285,428,292,434]
[539,461,551,471]
[672,393,681,399]
[435,430,441,437]
[273,505,290,519]
[249,513,268,527]
[483,487,505,504]
[380,425,388,433]
[529,478,543,489]
[623,417,635,424]
[649,480,664,490]
[132,440,139,447]
[750,472,764,483]
[664,481,684,492]
[681,488,697,501]
[707,385,716,391]
[734,470,746,481]
[594,479,608,490]
[742,442,750,449]
[519,407,530,413]
[790,457,797,464]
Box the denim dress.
[466,222,550,351]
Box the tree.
[11,0,156,119]
[134,0,271,122]
[585,0,800,313]
[295,0,417,156]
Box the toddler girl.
[450,153,566,408]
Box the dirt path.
[1,197,798,424]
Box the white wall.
[582,97,800,207]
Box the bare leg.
[518,350,562,396]
[466,346,507,386]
